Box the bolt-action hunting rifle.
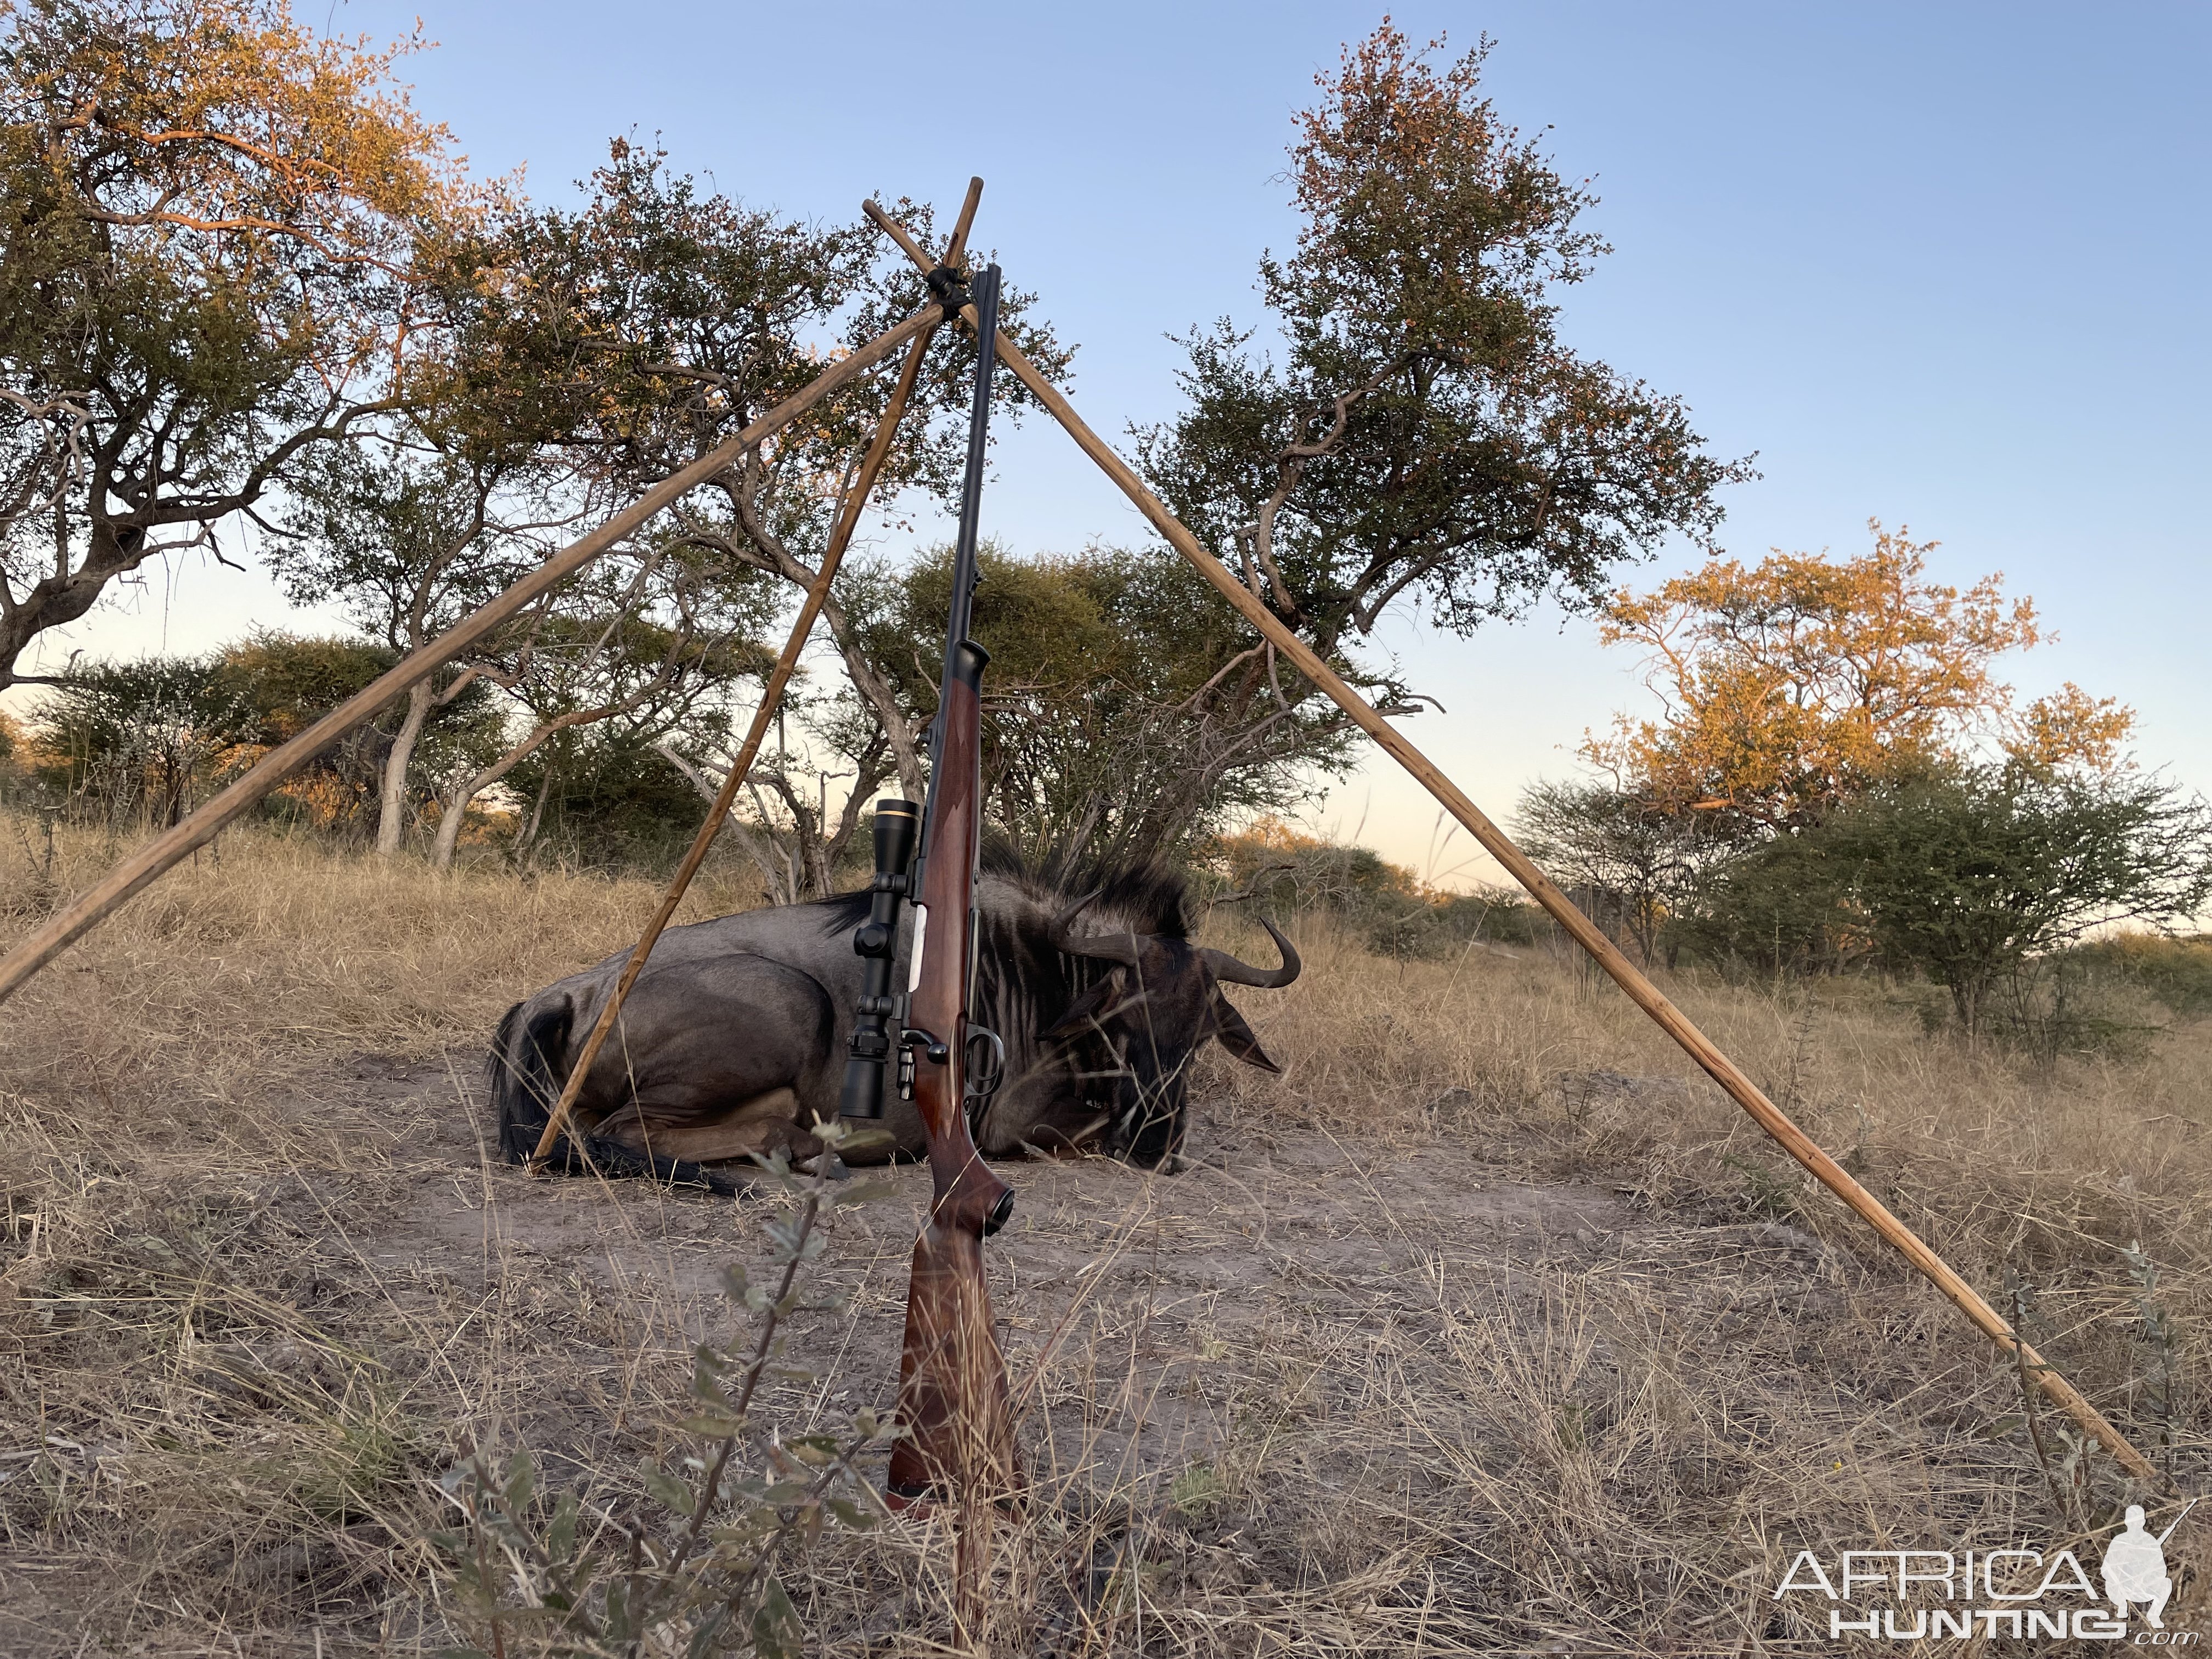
[838,263,1019,1508]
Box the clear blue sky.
[43,1,2210,884]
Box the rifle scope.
[837,797,920,1120]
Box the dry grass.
[2,815,2207,1655]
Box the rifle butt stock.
[885,1220,1020,1506]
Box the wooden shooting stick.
[0,303,941,1010]
[864,203,2166,1489]
[527,179,987,1171]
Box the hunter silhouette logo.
[2104,1502,2193,1629]
[1771,1498,2199,1643]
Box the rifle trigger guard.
[964,1025,1006,1107]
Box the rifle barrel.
[930,264,1002,773]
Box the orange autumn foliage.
[1585,523,2133,826]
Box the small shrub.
[428,1124,897,1658]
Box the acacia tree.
[210,629,410,831]
[1136,23,1749,809]
[844,541,1357,862]
[424,552,771,868]
[456,147,1070,854]
[27,651,251,825]
[1585,523,2135,830]
[274,443,574,854]
[1821,764,2212,1034]
[657,193,1072,810]
[0,0,476,689]
[1514,778,1716,964]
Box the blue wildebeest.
[487,854,1299,1189]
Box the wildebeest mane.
[981,837,1190,940]
[806,839,1189,943]
[812,886,876,935]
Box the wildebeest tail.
[488,996,743,1196]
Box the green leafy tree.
[212,629,407,832]
[1136,23,1750,777]
[1821,764,2212,1035]
[29,632,499,835]
[436,138,878,487]
[28,651,248,825]
[851,541,1359,861]
[437,145,1054,812]
[425,555,773,869]
[275,444,549,854]
[0,0,477,689]
[506,719,731,874]
[1663,826,1867,981]
[1514,780,1718,964]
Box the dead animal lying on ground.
[488,854,1299,1189]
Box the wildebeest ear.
[1210,991,1280,1073]
[1043,970,1126,1039]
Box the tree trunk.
[376,679,435,857]
[1951,974,1985,1039]
[514,765,555,868]
[0,518,148,693]
[823,612,928,803]
[431,721,570,871]
[430,792,468,870]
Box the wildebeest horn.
[1199,917,1302,989]
[1047,888,1142,966]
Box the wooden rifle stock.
[882,265,1019,1508]
[887,642,1018,1504]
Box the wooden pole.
[0,307,939,1010]
[528,180,988,1169]
[864,203,2166,1489]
